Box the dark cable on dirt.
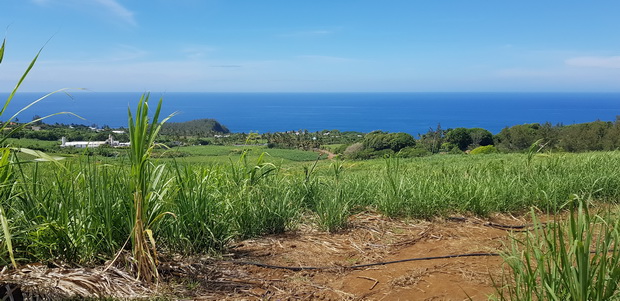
[234,219,614,272]
[235,219,551,271]
[446,216,547,231]
[235,252,500,271]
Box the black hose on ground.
[234,219,540,271]
[446,216,547,231]
[234,220,609,272]
[235,252,500,271]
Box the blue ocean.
[3,92,620,135]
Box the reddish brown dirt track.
[162,211,532,300]
[0,211,534,300]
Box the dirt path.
[316,148,337,159]
[165,211,529,300]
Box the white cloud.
[565,56,620,69]
[93,0,136,26]
[31,0,136,26]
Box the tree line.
[6,117,620,158]
[495,119,620,152]
[340,118,620,159]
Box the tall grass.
[494,197,620,300]
[0,39,78,268]
[0,149,620,266]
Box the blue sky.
[1,0,620,92]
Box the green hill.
[161,118,230,137]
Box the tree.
[468,128,493,147]
[446,128,472,151]
[363,131,415,152]
[388,132,416,151]
[495,123,542,151]
[362,131,389,150]
[418,124,445,154]
[31,115,43,126]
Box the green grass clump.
[495,197,620,300]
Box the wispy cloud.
[93,0,136,26]
[31,0,136,26]
[565,56,620,69]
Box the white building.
[60,135,129,148]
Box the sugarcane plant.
[127,93,174,283]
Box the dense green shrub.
[346,148,394,160]
[344,142,364,155]
[332,144,350,154]
[496,123,556,152]
[470,145,499,155]
[398,147,430,158]
[363,131,415,152]
[388,132,416,151]
[440,142,459,152]
[449,147,464,154]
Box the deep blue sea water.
[2,92,620,135]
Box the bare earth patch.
[165,211,531,300]
[0,211,535,300]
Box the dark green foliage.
[440,142,459,153]
[496,120,620,152]
[389,132,417,151]
[445,127,472,151]
[468,128,493,146]
[344,131,415,160]
[160,118,230,137]
[346,148,394,160]
[362,131,389,150]
[363,131,415,152]
[557,121,615,152]
[496,123,548,151]
[398,147,431,158]
[449,146,464,154]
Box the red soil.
[167,211,532,300]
